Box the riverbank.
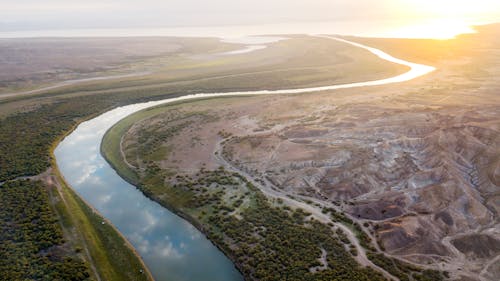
[5,34,393,281]
[101,95,451,280]
[50,111,155,281]
[99,100,249,278]
[99,26,500,281]
[97,36,442,280]
[4,26,497,280]
[51,167,154,281]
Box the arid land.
[103,24,500,281]
[0,33,413,281]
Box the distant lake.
[0,19,478,39]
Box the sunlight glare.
[403,0,500,20]
[392,0,500,38]
[384,19,477,39]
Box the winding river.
[55,36,435,281]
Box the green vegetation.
[0,180,90,281]
[0,104,72,181]
[207,184,381,281]
[0,34,408,183]
[102,98,449,280]
[0,92,183,183]
[116,156,389,280]
[158,172,444,281]
[0,93,172,280]
[0,34,464,280]
[0,98,104,182]
[323,207,446,281]
[0,176,152,281]
[323,207,376,251]
[366,252,445,281]
[54,172,151,281]
[101,101,221,185]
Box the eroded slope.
[107,26,500,281]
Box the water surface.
[55,103,244,281]
[55,36,435,281]
[0,19,477,39]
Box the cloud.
[154,240,183,259]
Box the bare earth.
[118,25,500,281]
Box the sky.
[1,0,499,37]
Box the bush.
[0,180,90,280]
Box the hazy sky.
[2,0,499,31]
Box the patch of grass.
[53,169,152,281]
[100,114,142,185]
[101,100,221,185]
[366,252,445,281]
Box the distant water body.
[0,19,480,40]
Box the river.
[54,36,435,281]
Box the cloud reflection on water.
[55,36,436,281]
[56,111,242,280]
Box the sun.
[387,0,500,39]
